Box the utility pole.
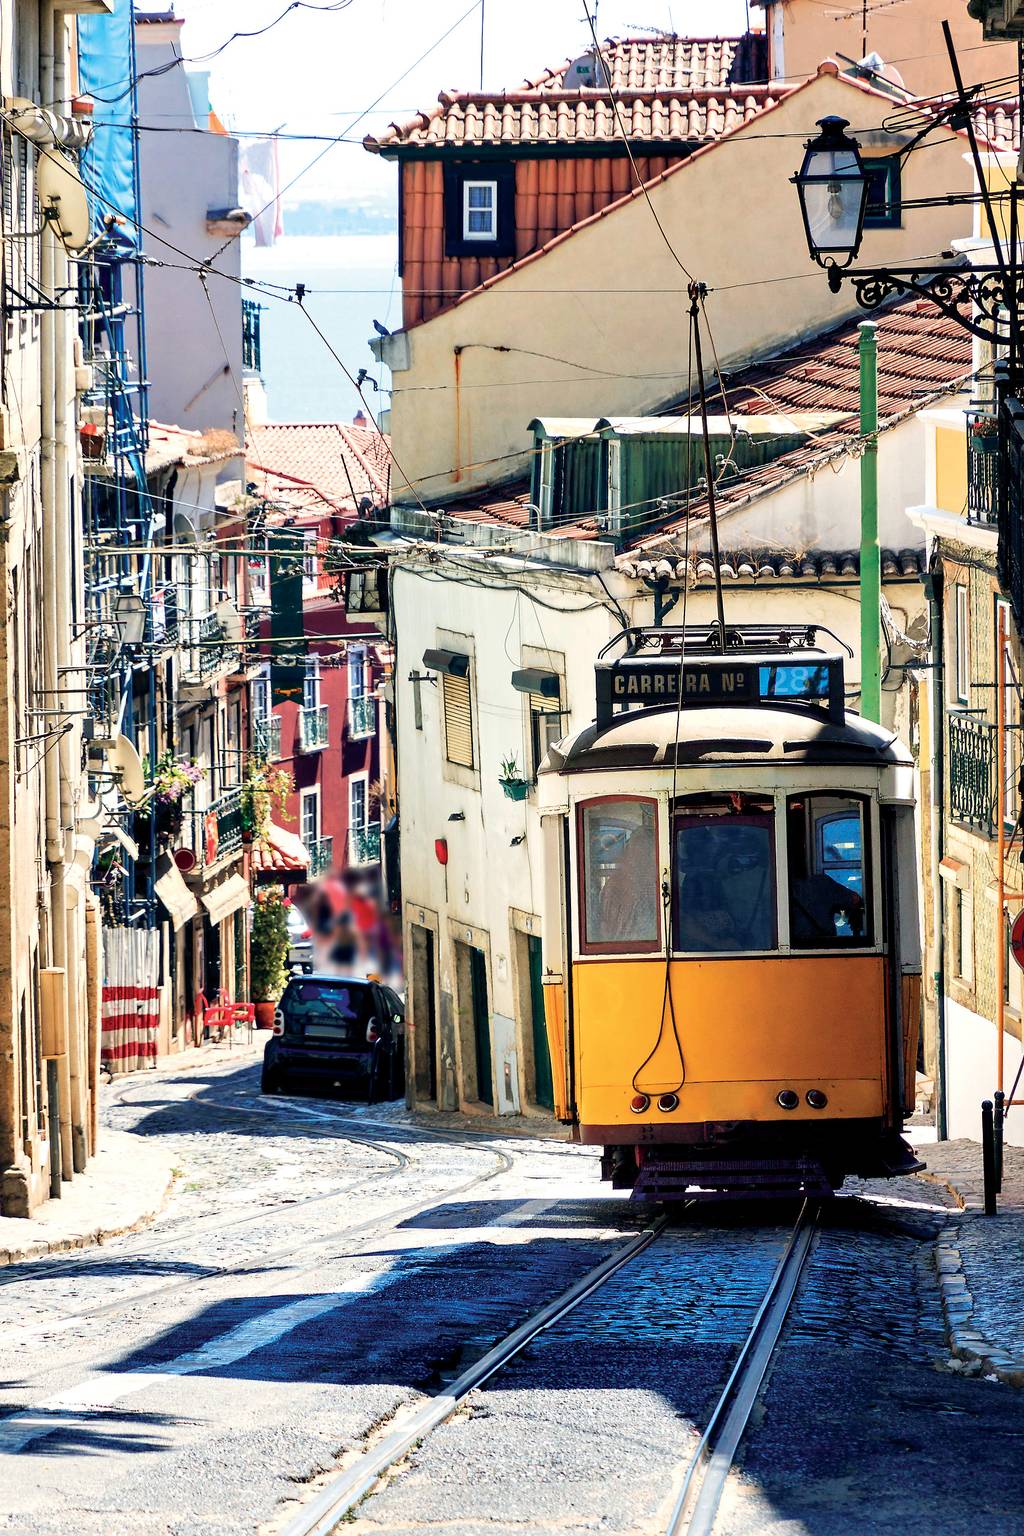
[689,284,727,652]
[859,320,880,723]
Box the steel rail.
[668,1200,819,1535]
[279,1215,668,1536]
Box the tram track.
[2,1075,521,1373]
[274,1201,818,1536]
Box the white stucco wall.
[136,24,244,435]
[945,997,1024,1146]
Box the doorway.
[469,947,492,1105]
[410,924,438,1102]
[528,936,554,1110]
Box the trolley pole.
[859,321,881,723]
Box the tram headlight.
[657,1093,679,1112]
[806,1089,829,1109]
[630,1093,651,1114]
[776,1089,799,1110]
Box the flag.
[239,136,283,248]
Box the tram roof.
[544,702,910,774]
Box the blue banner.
[77,0,138,241]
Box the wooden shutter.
[529,689,562,773]
[442,670,474,768]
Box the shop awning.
[201,873,251,926]
[154,855,200,932]
[251,822,309,875]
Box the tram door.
[528,936,554,1110]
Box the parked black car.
[260,974,405,1101]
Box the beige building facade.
[0,2,102,1216]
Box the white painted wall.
[136,23,244,435]
[945,997,1024,1146]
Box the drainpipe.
[927,572,947,1140]
[859,321,881,723]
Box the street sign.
[1011,909,1024,971]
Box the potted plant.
[499,753,531,801]
[250,884,291,1028]
[242,759,294,844]
[969,413,998,452]
[143,752,203,845]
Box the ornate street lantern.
[792,116,870,285]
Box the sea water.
[242,233,399,424]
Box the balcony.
[252,715,282,761]
[182,611,228,683]
[967,423,998,525]
[203,786,246,866]
[307,835,334,877]
[242,297,263,374]
[349,693,376,740]
[298,704,329,752]
[349,822,381,867]
[948,713,995,836]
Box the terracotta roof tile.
[365,34,776,153]
[246,422,391,519]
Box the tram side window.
[673,798,777,953]
[579,798,660,953]
[787,795,870,948]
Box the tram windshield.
[673,796,776,953]
[579,798,660,952]
[787,794,870,947]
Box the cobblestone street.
[3,1054,1024,1535]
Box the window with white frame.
[955,584,970,704]
[303,531,319,594]
[251,671,270,726]
[463,180,497,240]
[998,599,1019,831]
[348,644,367,700]
[303,655,320,711]
[301,788,320,848]
[350,775,368,833]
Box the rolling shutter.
[442,670,474,768]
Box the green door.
[470,947,493,1105]
[528,936,554,1110]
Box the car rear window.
[282,981,375,1041]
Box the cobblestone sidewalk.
[0,1035,263,1265]
[918,1138,1024,1386]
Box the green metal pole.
[859,321,881,723]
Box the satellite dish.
[173,510,198,542]
[174,847,197,875]
[36,149,90,251]
[92,734,146,805]
[216,597,243,643]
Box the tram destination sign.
[595,654,842,725]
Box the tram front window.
[787,794,869,947]
[579,798,660,952]
[673,799,776,953]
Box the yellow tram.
[538,624,922,1200]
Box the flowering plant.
[242,760,294,839]
[147,752,203,805]
[970,414,998,439]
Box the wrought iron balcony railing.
[252,715,282,761]
[298,703,329,752]
[348,693,376,739]
[967,427,998,525]
[182,611,227,682]
[948,712,995,836]
[203,785,246,865]
[308,835,333,877]
[349,823,381,866]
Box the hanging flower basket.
[500,777,530,801]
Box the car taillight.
[272,1011,285,1037]
[366,1023,380,1044]
[301,927,312,940]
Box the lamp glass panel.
[801,147,867,255]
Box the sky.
[135,1,754,200]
